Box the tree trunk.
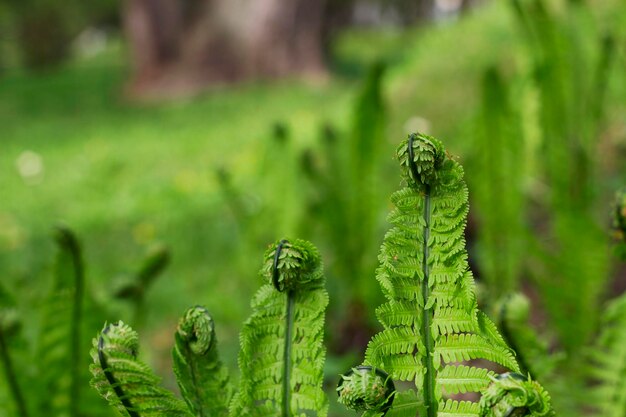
[122,0,327,98]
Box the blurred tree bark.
[122,0,327,97]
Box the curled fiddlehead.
[90,321,192,417]
[173,306,232,417]
[230,238,328,417]
[479,373,553,417]
[337,366,395,416]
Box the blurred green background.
[1,0,626,416]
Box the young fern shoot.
[230,239,329,417]
[90,322,193,417]
[338,134,553,417]
[173,306,233,417]
[90,238,328,417]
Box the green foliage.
[479,373,553,417]
[509,0,615,355]
[113,244,170,327]
[337,367,395,414]
[0,227,172,417]
[231,239,328,417]
[496,294,560,380]
[469,66,526,298]
[36,226,84,417]
[589,293,626,417]
[173,306,232,417]
[0,283,27,417]
[338,134,552,417]
[90,322,193,417]
[301,62,388,311]
[90,238,329,417]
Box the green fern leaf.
[36,227,85,417]
[230,239,328,417]
[89,321,193,417]
[173,306,233,417]
[437,365,495,395]
[439,399,480,417]
[341,134,530,417]
[589,293,626,417]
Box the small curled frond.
[173,306,232,417]
[114,245,170,300]
[479,373,554,417]
[177,306,215,355]
[89,321,192,417]
[613,187,626,259]
[396,133,445,187]
[337,367,395,415]
[261,238,323,292]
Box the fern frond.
[337,367,395,414]
[439,399,480,417]
[230,239,328,417]
[341,134,537,417]
[435,334,519,372]
[173,306,232,417]
[383,390,425,417]
[89,321,192,417]
[479,373,553,417]
[589,293,626,417]
[437,365,495,395]
[36,227,85,417]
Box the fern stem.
[63,229,84,417]
[421,187,437,417]
[283,291,295,417]
[98,326,140,417]
[0,328,29,417]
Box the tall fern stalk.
[411,136,437,417]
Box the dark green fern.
[338,134,553,417]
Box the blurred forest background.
[1,0,626,416]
